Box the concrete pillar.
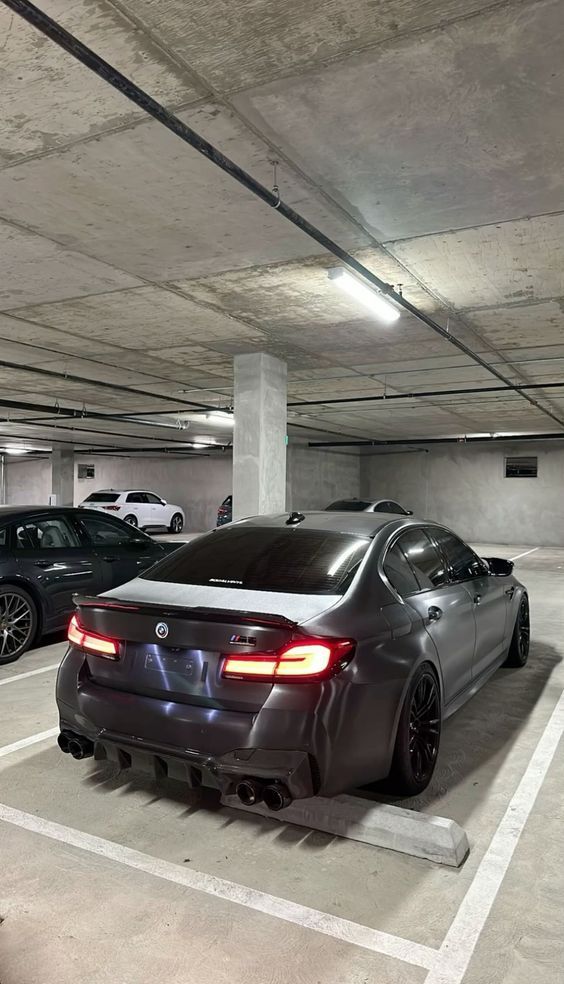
[233,353,287,520]
[51,447,74,506]
[0,454,6,505]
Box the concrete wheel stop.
[221,791,470,867]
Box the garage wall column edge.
[233,353,287,520]
[51,447,74,507]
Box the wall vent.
[77,464,95,479]
[505,456,537,478]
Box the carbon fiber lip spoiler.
[73,594,298,630]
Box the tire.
[387,664,442,796]
[124,514,138,528]
[0,585,38,665]
[169,513,183,534]
[504,594,530,668]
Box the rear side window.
[325,500,371,511]
[383,542,420,596]
[79,513,146,546]
[15,516,80,550]
[84,492,120,503]
[144,526,370,595]
[396,529,448,590]
[126,492,147,503]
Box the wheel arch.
[0,575,46,637]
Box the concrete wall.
[5,446,361,528]
[361,442,564,546]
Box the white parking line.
[509,547,539,561]
[0,663,60,686]
[426,688,564,984]
[0,728,59,758]
[0,802,438,970]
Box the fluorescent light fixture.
[206,411,234,426]
[328,268,400,323]
[3,446,31,455]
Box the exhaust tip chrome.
[236,778,264,807]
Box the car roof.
[0,505,81,519]
[231,510,415,537]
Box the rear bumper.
[57,651,317,797]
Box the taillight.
[68,614,119,659]
[102,505,121,511]
[222,637,355,682]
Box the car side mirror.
[483,556,514,577]
[406,509,413,515]
[160,498,167,506]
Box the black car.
[0,506,171,664]
[216,495,232,526]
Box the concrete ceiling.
[1,0,563,452]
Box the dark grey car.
[56,512,529,806]
[0,506,170,664]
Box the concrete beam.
[221,791,469,867]
[232,352,287,519]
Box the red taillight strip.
[222,637,355,682]
[68,614,120,659]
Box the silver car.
[56,511,529,808]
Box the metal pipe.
[308,433,564,448]
[288,380,564,408]
[0,358,216,412]
[3,0,563,431]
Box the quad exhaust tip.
[235,778,264,806]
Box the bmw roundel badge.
[155,622,169,640]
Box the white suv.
[79,490,185,533]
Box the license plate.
[144,652,196,678]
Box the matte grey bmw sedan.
[56,512,529,806]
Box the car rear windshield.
[325,499,371,511]
[143,526,370,595]
[83,492,120,503]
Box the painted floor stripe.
[0,663,60,686]
[0,802,437,970]
[0,727,59,758]
[509,547,539,561]
[425,688,564,984]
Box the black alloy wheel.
[505,595,530,667]
[388,665,442,796]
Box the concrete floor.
[0,544,563,984]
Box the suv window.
[383,541,420,596]
[126,492,146,503]
[15,515,80,550]
[388,501,407,515]
[325,500,371,511]
[144,526,370,595]
[84,492,119,503]
[432,528,485,581]
[396,529,448,590]
[144,493,162,504]
[79,513,145,546]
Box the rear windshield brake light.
[68,614,120,659]
[222,637,355,682]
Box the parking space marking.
[0,802,438,970]
[509,547,539,561]
[425,688,564,984]
[0,663,60,686]
[0,728,59,758]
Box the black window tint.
[373,502,388,512]
[144,526,370,595]
[432,529,485,581]
[144,493,161,504]
[84,492,119,503]
[388,501,407,515]
[383,542,420,596]
[80,513,143,546]
[126,492,144,503]
[15,515,80,550]
[397,529,447,589]
[325,500,371,511]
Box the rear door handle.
[474,594,482,605]
[34,560,51,569]
[505,586,515,598]
[102,556,118,563]
[428,606,442,622]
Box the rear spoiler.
[73,594,298,630]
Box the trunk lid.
[74,596,298,713]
